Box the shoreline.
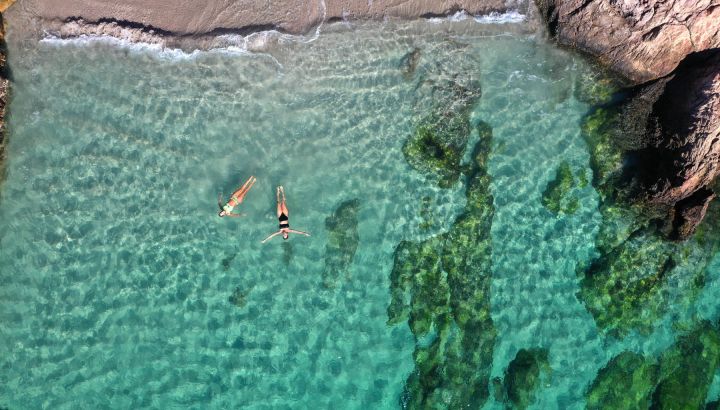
[30,0,528,36]
[26,9,537,56]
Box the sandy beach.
[30,0,519,35]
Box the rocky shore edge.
[0,1,12,181]
[537,0,720,239]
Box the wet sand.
[28,0,519,34]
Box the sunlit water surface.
[1,18,719,409]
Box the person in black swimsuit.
[261,186,310,243]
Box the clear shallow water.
[1,18,719,409]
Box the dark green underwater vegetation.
[541,161,580,215]
[322,199,360,288]
[401,49,481,189]
[502,348,551,410]
[389,122,495,408]
[229,285,253,308]
[402,112,472,188]
[586,321,720,409]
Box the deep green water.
[1,17,719,409]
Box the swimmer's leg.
[276,186,282,217]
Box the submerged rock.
[573,66,622,106]
[399,47,421,80]
[229,285,253,308]
[403,111,472,188]
[651,322,720,409]
[539,0,720,239]
[390,121,496,408]
[221,252,237,271]
[402,42,482,188]
[542,161,580,215]
[586,322,720,410]
[576,90,720,337]
[578,228,675,336]
[586,352,658,410]
[503,348,551,410]
[322,199,360,288]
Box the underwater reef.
[586,321,720,409]
[322,199,360,288]
[389,121,496,408]
[402,40,482,189]
[228,285,253,308]
[541,161,581,215]
[403,112,472,188]
[501,348,551,410]
[576,92,720,337]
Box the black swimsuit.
[279,213,289,229]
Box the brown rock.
[537,0,720,84]
[625,49,720,239]
[669,187,716,240]
[0,0,14,13]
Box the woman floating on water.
[218,176,256,217]
[262,186,310,242]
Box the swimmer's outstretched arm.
[218,192,224,210]
[261,231,281,243]
[226,212,246,218]
[289,229,310,237]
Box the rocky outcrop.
[586,322,720,409]
[0,2,13,181]
[32,0,514,36]
[629,50,720,239]
[536,0,720,84]
[537,0,720,240]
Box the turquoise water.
[1,17,719,408]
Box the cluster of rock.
[586,321,720,409]
[537,0,720,239]
[0,0,13,181]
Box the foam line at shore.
[39,7,526,63]
[427,10,526,24]
[39,34,285,68]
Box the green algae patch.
[389,121,496,408]
[399,47,422,80]
[651,322,720,409]
[403,112,471,188]
[542,161,581,215]
[576,94,720,337]
[578,228,675,337]
[574,67,621,106]
[577,201,720,337]
[503,348,551,410]
[229,285,253,308]
[586,352,658,410]
[419,196,435,231]
[586,322,720,410]
[581,107,624,192]
[322,199,360,288]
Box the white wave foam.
[473,10,526,24]
[39,0,328,67]
[428,9,526,24]
[39,34,283,68]
[40,35,192,60]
